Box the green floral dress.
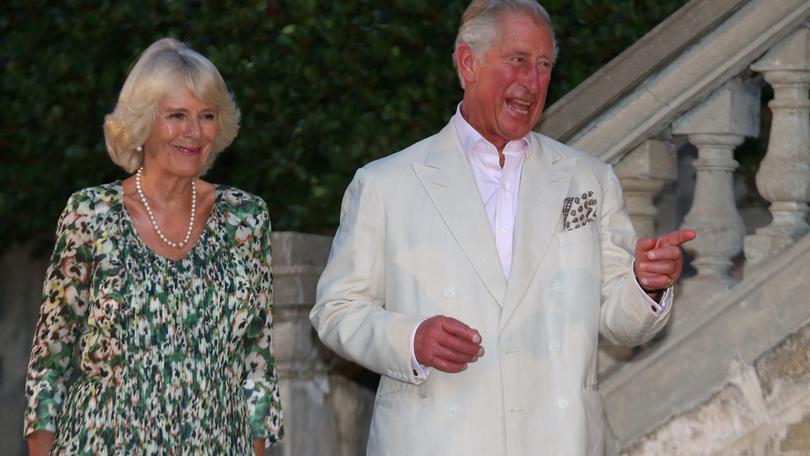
[24,182,284,454]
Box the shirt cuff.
[630,259,674,315]
[409,316,432,380]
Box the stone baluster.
[745,27,810,270]
[615,139,677,238]
[672,78,760,305]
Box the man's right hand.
[414,316,484,373]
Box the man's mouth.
[506,98,532,115]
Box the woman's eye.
[201,113,216,121]
[167,112,186,120]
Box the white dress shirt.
[453,104,529,278]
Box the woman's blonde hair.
[103,37,240,174]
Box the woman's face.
[143,85,219,178]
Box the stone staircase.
[534,0,810,453]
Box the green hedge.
[1,0,686,253]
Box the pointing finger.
[658,229,697,247]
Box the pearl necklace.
[135,167,196,249]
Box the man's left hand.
[634,229,697,292]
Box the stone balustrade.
[584,11,810,455]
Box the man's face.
[459,13,554,150]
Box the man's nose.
[521,65,542,94]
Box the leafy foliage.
[0,0,686,252]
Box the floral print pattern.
[24,182,284,454]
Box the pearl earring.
[136,145,143,152]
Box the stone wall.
[623,321,810,455]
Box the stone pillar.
[745,27,810,270]
[615,139,678,238]
[268,232,374,456]
[672,77,760,305]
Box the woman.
[24,37,284,455]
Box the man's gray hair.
[454,0,559,88]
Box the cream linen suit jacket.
[311,121,670,456]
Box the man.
[310,1,695,454]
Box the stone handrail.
[542,0,810,165]
[538,0,748,143]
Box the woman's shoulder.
[217,185,270,229]
[55,182,123,237]
[63,182,123,216]
[67,182,121,204]
[218,185,268,212]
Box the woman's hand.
[253,438,265,455]
[27,430,55,456]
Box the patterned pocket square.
[562,191,598,231]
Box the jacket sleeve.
[598,165,671,346]
[310,168,423,384]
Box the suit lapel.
[412,122,507,307]
[500,134,576,331]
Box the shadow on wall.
[0,244,48,456]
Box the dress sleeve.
[242,202,284,447]
[24,192,94,436]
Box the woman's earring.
[136,145,143,152]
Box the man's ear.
[455,43,479,85]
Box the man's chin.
[502,128,534,141]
